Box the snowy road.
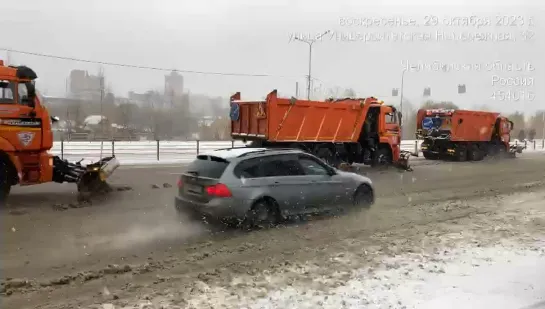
[1,153,544,309]
[216,192,545,309]
[114,192,545,309]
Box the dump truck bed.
[230,90,380,143]
[417,109,501,142]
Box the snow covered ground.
[230,243,545,309]
[50,139,545,166]
[101,190,545,309]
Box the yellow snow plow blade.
[76,156,120,201]
[395,150,413,171]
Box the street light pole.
[399,68,407,139]
[307,41,313,100]
[542,110,545,143]
[294,30,330,100]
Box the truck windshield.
[17,82,30,106]
[0,80,15,103]
[423,116,452,130]
[385,112,396,124]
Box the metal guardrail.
[51,140,243,163]
[49,139,545,164]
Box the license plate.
[185,183,203,194]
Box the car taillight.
[206,183,232,198]
[177,178,183,188]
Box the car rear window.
[186,155,229,179]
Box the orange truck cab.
[0,61,119,202]
[230,90,411,169]
[415,108,521,161]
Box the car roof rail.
[214,146,252,151]
[236,148,303,158]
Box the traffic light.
[423,87,431,97]
[392,88,399,96]
[458,84,466,94]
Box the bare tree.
[343,88,357,98]
[326,87,342,99]
[421,100,459,110]
[528,111,545,139]
[116,103,137,128]
[507,111,525,134]
[471,104,491,111]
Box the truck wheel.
[423,151,438,160]
[0,161,11,203]
[372,147,392,167]
[489,144,504,158]
[289,143,310,152]
[455,147,468,162]
[498,145,508,158]
[468,145,481,161]
[316,147,337,167]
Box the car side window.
[262,156,305,177]
[298,157,330,176]
[234,157,265,178]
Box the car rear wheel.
[241,199,277,230]
[353,185,374,209]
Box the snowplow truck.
[415,108,524,161]
[0,61,120,203]
[229,90,412,170]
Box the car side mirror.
[327,167,337,176]
[51,116,60,123]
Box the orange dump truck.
[415,108,523,161]
[229,90,411,169]
[0,61,119,203]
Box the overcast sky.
[1,0,543,113]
